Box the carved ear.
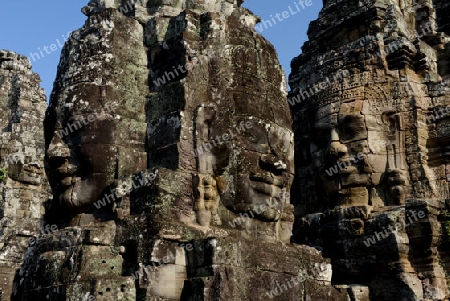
[192,174,205,212]
[194,104,217,139]
[380,112,405,170]
[193,104,218,174]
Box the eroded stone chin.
[59,187,75,209]
[58,178,97,210]
[336,187,369,207]
[221,176,286,221]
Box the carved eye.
[339,115,366,142]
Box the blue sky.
[0,0,322,99]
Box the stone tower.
[0,50,50,300]
[290,0,450,299]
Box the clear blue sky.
[0,0,322,99]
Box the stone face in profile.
[44,6,148,214]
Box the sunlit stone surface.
[0,50,50,300]
[290,0,450,299]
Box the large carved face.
[298,84,408,209]
[45,108,117,211]
[220,116,293,221]
[44,12,148,213]
[193,109,294,223]
[189,37,295,224]
[308,107,372,206]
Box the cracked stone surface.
[0,50,51,300]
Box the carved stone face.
[299,88,408,208]
[309,110,371,206]
[217,116,294,221]
[191,114,294,237]
[189,38,294,225]
[193,106,294,223]
[45,113,116,211]
[44,10,148,214]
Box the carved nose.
[327,128,347,158]
[327,141,348,158]
[47,132,70,158]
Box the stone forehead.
[304,82,416,116]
